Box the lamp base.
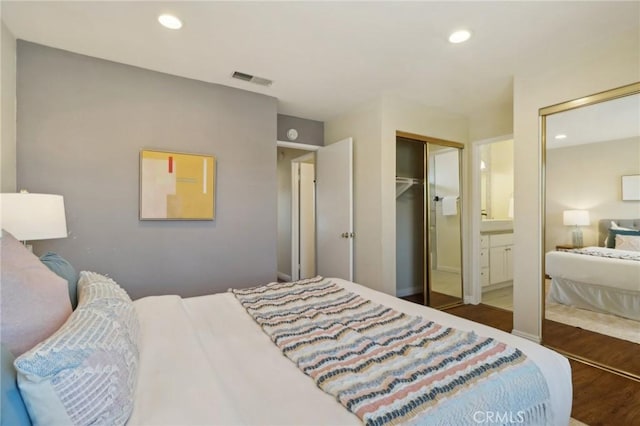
[571,228,583,248]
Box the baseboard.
[396,286,422,298]
[511,329,541,343]
[277,272,292,282]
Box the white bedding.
[546,247,640,292]
[546,247,640,320]
[128,278,572,425]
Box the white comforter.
[128,279,572,425]
[546,247,640,292]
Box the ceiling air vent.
[232,71,273,87]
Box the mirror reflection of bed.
[542,85,640,379]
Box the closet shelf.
[396,176,423,198]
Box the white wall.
[546,137,640,251]
[1,20,16,192]
[512,28,639,341]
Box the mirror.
[541,82,640,379]
[480,139,514,221]
[427,143,463,308]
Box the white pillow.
[14,271,139,425]
[610,221,635,231]
[615,234,640,252]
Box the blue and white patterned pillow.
[14,272,139,426]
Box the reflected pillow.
[40,252,78,309]
[606,229,640,248]
[615,234,640,252]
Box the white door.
[299,162,316,278]
[315,138,353,281]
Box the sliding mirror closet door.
[395,133,464,309]
[427,143,463,308]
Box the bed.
[1,230,572,426]
[545,219,640,321]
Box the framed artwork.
[622,175,640,201]
[140,149,216,220]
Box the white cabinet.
[488,233,513,285]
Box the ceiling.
[546,92,640,150]
[2,1,638,121]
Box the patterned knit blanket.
[232,277,551,425]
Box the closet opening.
[395,132,464,309]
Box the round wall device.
[287,128,299,141]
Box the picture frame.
[140,149,216,220]
[621,174,640,201]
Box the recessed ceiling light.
[555,134,567,140]
[449,30,471,44]
[158,14,183,30]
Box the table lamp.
[1,191,68,247]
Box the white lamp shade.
[563,209,590,226]
[1,193,68,241]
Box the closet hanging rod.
[395,177,423,198]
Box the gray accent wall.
[277,114,323,146]
[17,41,278,299]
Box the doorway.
[277,146,316,281]
[470,136,514,311]
[276,138,354,283]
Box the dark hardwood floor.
[543,317,640,377]
[442,303,640,426]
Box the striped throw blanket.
[232,277,551,425]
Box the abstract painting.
[140,150,215,220]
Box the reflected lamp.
[563,209,589,247]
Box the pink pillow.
[1,230,72,356]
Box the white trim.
[511,329,541,344]
[463,295,478,305]
[277,140,320,151]
[277,272,292,282]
